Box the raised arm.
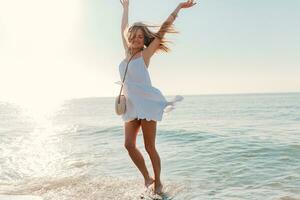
[120,0,129,54]
[143,0,197,59]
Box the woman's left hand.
[179,0,197,9]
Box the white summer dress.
[115,51,184,122]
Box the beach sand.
[0,195,43,200]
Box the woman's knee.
[124,142,136,151]
[145,144,156,154]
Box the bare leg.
[124,118,154,187]
[141,119,163,194]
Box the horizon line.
[68,91,300,100]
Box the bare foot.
[154,182,163,195]
[145,177,155,188]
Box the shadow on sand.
[140,191,176,200]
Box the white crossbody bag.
[115,50,141,115]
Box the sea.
[0,93,300,200]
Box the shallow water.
[1,93,300,199]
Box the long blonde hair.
[126,21,178,54]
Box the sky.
[0,0,299,107]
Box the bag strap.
[118,50,142,98]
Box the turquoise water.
[0,93,300,200]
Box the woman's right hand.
[179,0,197,9]
[120,0,129,9]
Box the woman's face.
[129,28,144,49]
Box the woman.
[118,0,196,195]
